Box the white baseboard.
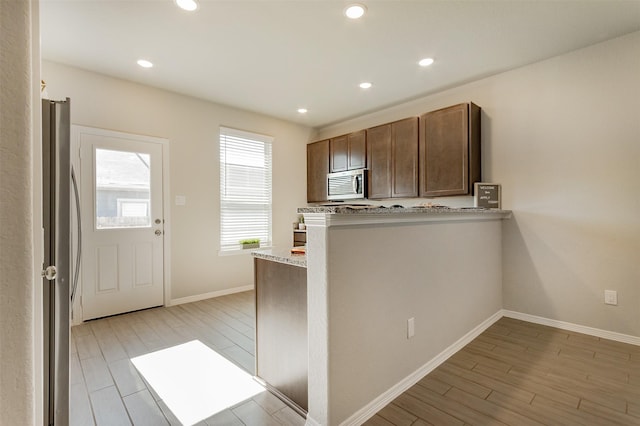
[339,309,504,426]
[502,310,640,346]
[168,284,254,306]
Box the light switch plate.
[407,317,415,339]
[175,195,186,206]
[604,290,618,305]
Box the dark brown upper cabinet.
[307,139,330,203]
[330,130,366,172]
[366,117,419,199]
[419,103,481,197]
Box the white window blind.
[219,127,273,252]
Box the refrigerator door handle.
[71,166,82,305]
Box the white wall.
[42,61,314,300]
[315,32,640,337]
[0,1,37,424]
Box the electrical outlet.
[407,317,415,339]
[604,290,618,305]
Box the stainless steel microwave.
[327,169,367,200]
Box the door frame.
[71,125,171,325]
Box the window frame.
[218,126,274,254]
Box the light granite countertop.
[297,205,510,215]
[251,248,307,268]
[298,204,511,227]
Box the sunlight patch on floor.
[132,340,263,426]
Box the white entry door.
[78,127,165,320]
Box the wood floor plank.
[92,327,128,364]
[171,304,238,349]
[81,355,114,392]
[203,408,244,426]
[485,328,562,354]
[70,382,94,426]
[272,405,307,426]
[72,323,93,337]
[443,387,544,426]
[429,368,492,399]
[394,392,465,426]
[477,334,528,353]
[458,347,514,373]
[252,390,287,414]
[108,319,151,358]
[405,384,506,426]
[376,402,418,425]
[579,398,639,425]
[440,362,535,404]
[362,414,397,426]
[108,358,147,397]
[412,419,435,426]
[89,386,132,426]
[585,373,640,402]
[628,401,640,419]
[75,333,103,360]
[543,370,629,413]
[231,399,282,426]
[471,363,580,409]
[156,399,182,426]
[199,299,253,333]
[222,344,255,374]
[183,303,255,352]
[446,351,479,370]
[531,394,623,426]
[486,390,576,426]
[137,309,186,348]
[70,352,85,385]
[122,389,168,426]
[416,376,452,395]
[129,320,165,352]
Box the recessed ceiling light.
[175,0,198,11]
[297,108,308,114]
[344,4,367,19]
[419,58,435,67]
[137,59,154,68]
[359,82,372,89]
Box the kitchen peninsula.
[254,206,511,425]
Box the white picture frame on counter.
[474,183,501,209]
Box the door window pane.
[96,148,151,229]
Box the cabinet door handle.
[41,265,57,281]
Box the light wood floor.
[72,293,640,426]
[70,290,305,426]
[365,316,640,426]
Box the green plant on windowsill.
[239,238,261,249]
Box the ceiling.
[40,1,640,129]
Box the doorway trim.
[70,125,171,324]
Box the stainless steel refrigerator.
[42,98,80,425]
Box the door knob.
[155,229,163,236]
[155,219,162,224]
